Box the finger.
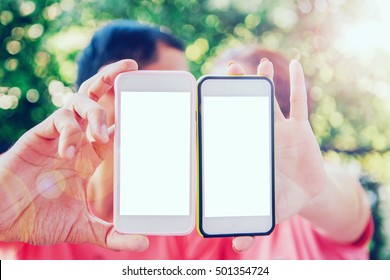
[289,60,308,120]
[35,109,82,159]
[257,58,274,78]
[92,124,115,160]
[68,93,109,144]
[232,236,255,253]
[226,61,246,75]
[257,58,284,121]
[79,59,138,102]
[85,215,149,252]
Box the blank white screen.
[119,91,190,216]
[203,96,271,217]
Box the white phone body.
[114,71,196,235]
[197,76,275,237]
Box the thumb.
[106,226,149,252]
[84,214,149,252]
[232,236,255,253]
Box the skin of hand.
[0,59,149,252]
[231,59,370,252]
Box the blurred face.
[211,61,256,75]
[99,42,188,125]
[143,42,188,71]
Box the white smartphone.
[197,76,275,237]
[114,71,196,235]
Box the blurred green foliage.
[1,0,390,258]
[360,175,389,260]
[0,0,279,150]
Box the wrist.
[298,163,371,244]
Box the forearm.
[299,162,371,244]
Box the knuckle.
[64,93,84,108]
[55,107,73,118]
[87,105,106,121]
[88,88,100,102]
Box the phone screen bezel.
[197,76,275,237]
[114,70,196,235]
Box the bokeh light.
[334,0,390,59]
[1,0,390,259]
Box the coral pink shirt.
[0,215,373,260]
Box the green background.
[1,0,390,259]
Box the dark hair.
[76,20,185,87]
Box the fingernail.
[232,243,241,253]
[260,57,269,64]
[65,145,76,159]
[227,60,237,67]
[100,124,109,143]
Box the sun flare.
[334,0,390,56]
